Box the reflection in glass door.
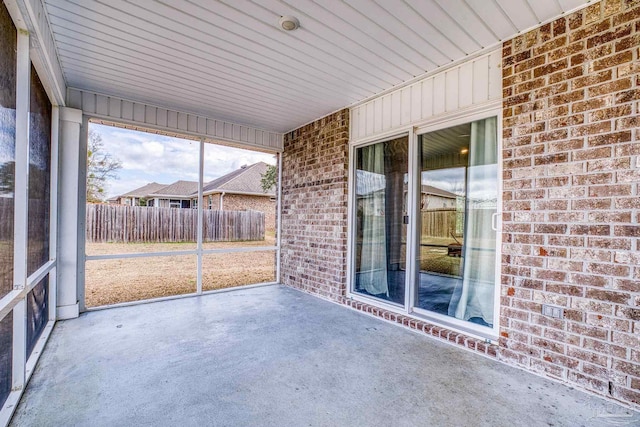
[353,137,408,306]
[415,117,498,327]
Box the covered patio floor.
[10,286,637,426]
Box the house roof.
[422,185,457,199]
[149,180,199,197]
[198,162,275,196]
[119,182,167,198]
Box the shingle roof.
[119,182,167,198]
[197,162,275,196]
[422,185,457,199]
[150,180,198,197]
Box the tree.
[86,129,122,202]
[260,164,277,192]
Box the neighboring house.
[147,180,198,208]
[192,162,276,232]
[113,182,167,206]
[420,185,456,210]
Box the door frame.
[347,107,502,340]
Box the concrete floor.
[10,285,639,427]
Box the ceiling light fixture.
[279,15,300,31]
[460,148,469,154]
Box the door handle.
[491,213,500,232]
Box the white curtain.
[358,143,388,297]
[451,117,498,324]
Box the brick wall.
[206,193,276,233]
[280,110,349,300]
[502,0,639,407]
[220,194,276,233]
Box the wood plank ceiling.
[43,0,591,133]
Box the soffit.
[43,0,591,133]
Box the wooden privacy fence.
[86,204,264,243]
[421,209,458,238]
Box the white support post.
[56,107,83,320]
[276,153,282,284]
[48,106,59,320]
[76,116,89,312]
[196,139,204,294]
[12,27,30,394]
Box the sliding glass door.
[415,117,498,328]
[353,136,408,306]
[351,116,499,333]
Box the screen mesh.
[27,276,49,359]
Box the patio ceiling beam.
[66,88,283,153]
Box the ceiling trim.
[67,88,283,153]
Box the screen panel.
[27,66,52,277]
[0,313,12,409]
[27,276,49,359]
[0,1,17,299]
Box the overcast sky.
[91,123,276,199]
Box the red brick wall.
[221,194,276,233]
[205,193,276,233]
[502,0,639,407]
[280,110,349,300]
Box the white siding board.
[489,50,503,100]
[421,79,434,120]
[357,108,366,140]
[400,87,411,126]
[433,74,446,116]
[382,97,392,132]
[445,68,459,112]
[66,89,282,151]
[365,102,374,136]
[157,109,167,128]
[167,111,178,129]
[145,106,156,126]
[391,92,402,129]
[472,56,490,104]
[459,62,474,108]
[122,101,133,121]
[82,92,95,114]
[133,104,145,123]
[374,99,383,134]
[187,115,197,133]
[95,95,108,116]
[410,84,422,123]
[350,49,502,142]
[109,99,121,118]
[177,113,188,132]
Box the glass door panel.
[353,136,408,306]
[415,117,498,327]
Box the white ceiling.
[43,0,591,133]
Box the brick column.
[501,0,639,407]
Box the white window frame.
[346,107,502,342]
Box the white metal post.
[11,27,30,393]
[76,116,88,312]
[48,105,59,320]
[197,139,204,294]
[275,152,282,283]
[56,107,82,320]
